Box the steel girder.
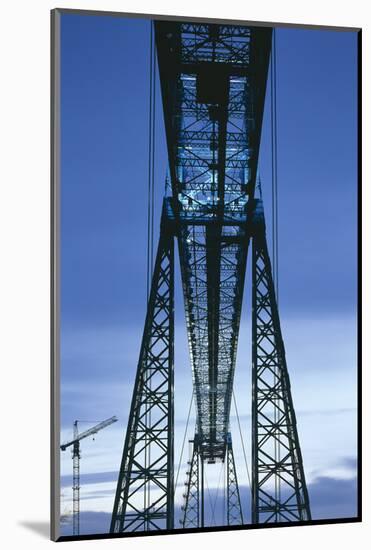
[156,21,272,461]
[251,210,311,523]
[110,221,174,532]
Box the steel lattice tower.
[111,20,311,533]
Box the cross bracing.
[111,20,311,534]
[156,21,272,461]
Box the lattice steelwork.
[226,433,243,525]
[111,223,174,532]
[251,211,311,523]
[180,432,242,528]
[157,21,272,462]
[180,436,201,528]
[112,19,311,534]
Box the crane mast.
[61,416,117,535]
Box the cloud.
[60,511,111,536]
[60,475,357,537]
[340,456,357,471]
[308,476,358,520]
[61,470,118,488]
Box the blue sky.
[59,13,358,536]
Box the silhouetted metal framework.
[111,20,311,533]
[226,433,243,525]
[251,211,311,523]
[61,417,118,536]
[110,219,174,532]
[180,435,201,528]
[156,22,272,463]
[180,432,242,528]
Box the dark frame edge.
[57,516,361,543]
[356,28,362,523]
[51,7,61,543]
[54,7,361,33]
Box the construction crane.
[61,416,118,535]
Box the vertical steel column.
[180,436,200,528]
[200,454,205,528]
[251,209,311,523]
[110,219,174,533]
[226,433,243,525]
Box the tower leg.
[110,223,174,533]
[251,224,311,523]
[226,433,243,525]
[180,435,200,529]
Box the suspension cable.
[144,21,156,525]
[174,393,194,493]
[204,471,213,525]
[147,21,156,300]
[210,460,224,526]
[223,451,226,524]
[232,390,251,490]
[146,22,153,302]
[271,28,281,515]
[151,20,156,277]
[271,28,279,303]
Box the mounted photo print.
[51,8,361,542]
